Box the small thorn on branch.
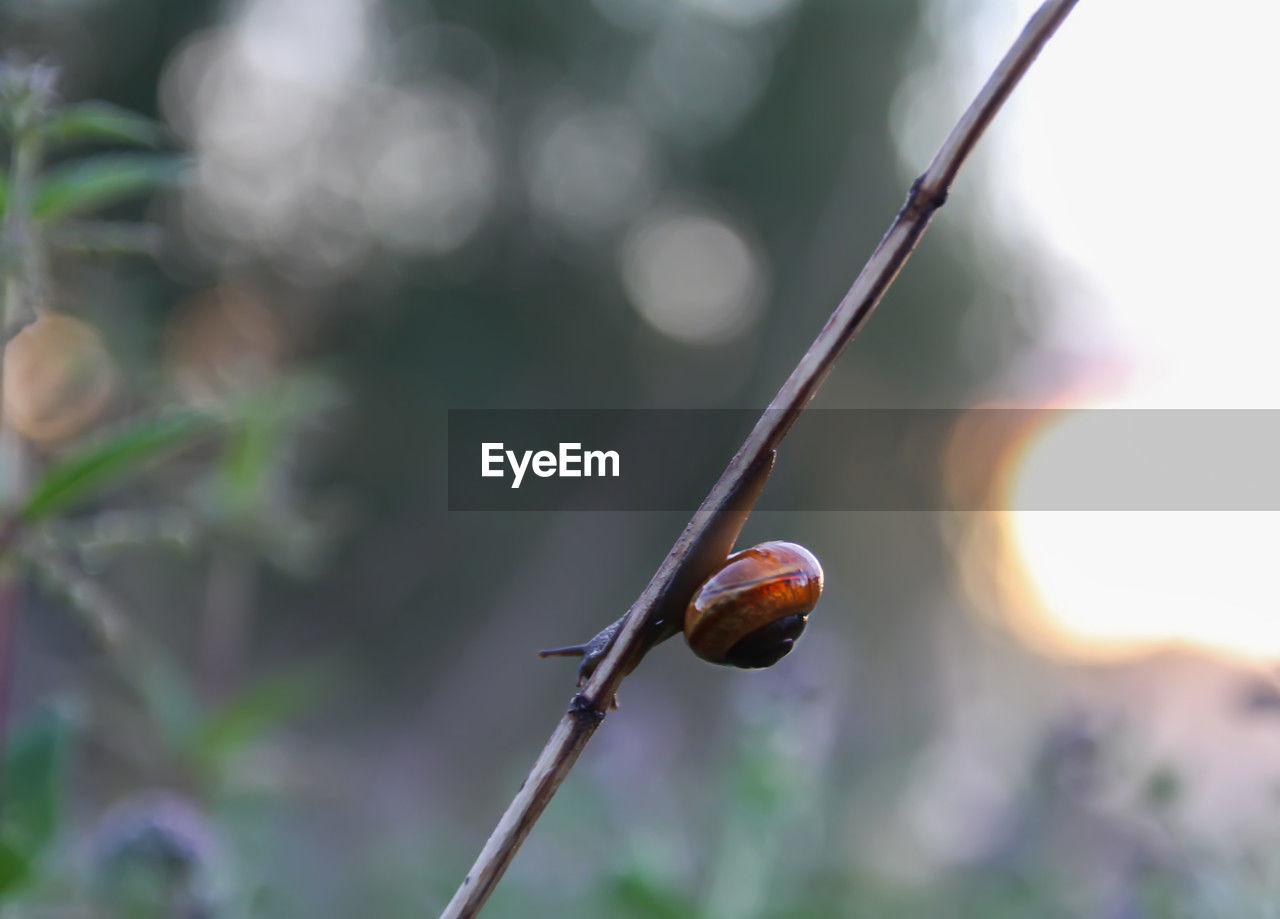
[537,644,588,658]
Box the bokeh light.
[161,0,497,278]
[3,312,118,445]
[360,85,497,257]
[523,101,659,238]
[619,203,767,345]
[164,285,282,407]
[629,18,772,143]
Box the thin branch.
[441,1,1079,915]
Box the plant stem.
[2,115,41,335]
[440,0,1080,915]
[198,545,256,701]
[0,70,45,492]
[0,67,48,775]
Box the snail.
[682,540,822,668]
[541,452,822,681]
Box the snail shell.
[683,540,823,668]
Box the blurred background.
[3,0,1280,915]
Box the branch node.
[904,175,950,221]
[568,693,606,725]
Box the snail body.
[684,540,823,668]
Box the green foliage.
[0,838,29,894]
[217,404,278,515]
[0,58,335,918]
[123,639,204,754]
[0,705,77,897]
[108,629,327,778]
[212,375,341,514]
[22,411,220,523]
[195,375,343,575]
[31,153,188,222]
[189,665,332,774]
[40,101,163,150]
[606,868,696,919]
[1,705,75,856]
[117,637,329,782]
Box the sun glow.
[1006,509,1280,658]
[942,0,1280,660]
[994,396,1280,662]
[1003,411,1280,657]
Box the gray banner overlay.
[447,409,1280,511]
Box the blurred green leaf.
[607,870,695,919]
[0,704,76,859]
[191,665,332,768]
[22,411,219,523]
[219,405,279,513]
[210,373,343,526]
[124,640,203,752]
[32,154,189,222]
[0,839,30,896]
[40,102,163,149]
[0,169,7,215]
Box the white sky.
[957,0,1280,657]
[976,0,1280,407]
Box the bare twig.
[441,1,1079,915]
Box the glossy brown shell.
[683,541,823,668]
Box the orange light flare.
[944,396,1280,664]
